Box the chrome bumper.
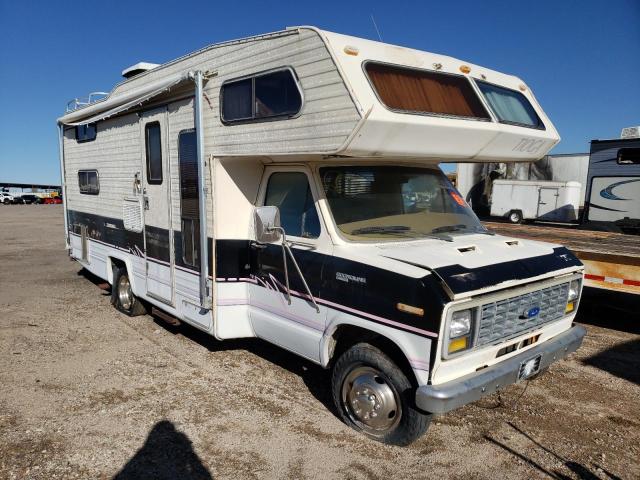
[415,324,586,414]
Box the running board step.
[151,307,181,326]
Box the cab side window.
[264,172,320,239]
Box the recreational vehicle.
[58,27,585,445]
[582,136,640,234]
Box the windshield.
[320,166,485,241]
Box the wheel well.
[330,325,418,387]
[108,257,126,284]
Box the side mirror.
[254,206,282,243]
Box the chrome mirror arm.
[269,227,320,313]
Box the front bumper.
[415,324,586,414]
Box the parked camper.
[57,27,585,445]
[582,137,640,234]
[490,180,582,223]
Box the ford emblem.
[525,306,540,318]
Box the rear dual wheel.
[111,266,147,316]
[332,343,431,446]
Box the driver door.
[249,166,329,362]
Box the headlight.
[447,309,474,355]
[566,279,581,313]
[450,310,472,338]
[568,279,581,301]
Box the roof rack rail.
[65,92,109,113]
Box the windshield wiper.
[351,225,411,235]
[431,224,468,234]
[431,224,495,237]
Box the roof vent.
[122,62,160,79]
[621,126,640,139]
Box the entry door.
[140,108,174,304]
[249,166,328,362]
[537,187,559,219]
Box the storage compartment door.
[537,187,559,219]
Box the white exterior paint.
[490,180,582,222]
[58,26,583,405]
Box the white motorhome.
[58,27,585,445]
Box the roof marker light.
[459,65,471,74]
[343,45,359,56]
[519,84,527,91]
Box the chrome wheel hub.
[118,275,133,310]
[342,366,401,435]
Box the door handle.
[250,241,267,250]
[289,241,317,250]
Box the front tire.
[331,343,431,446]
[111,266,147,316]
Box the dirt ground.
[1,205,639,480]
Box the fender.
[321,315,435,385]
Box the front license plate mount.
[518,354,542,381]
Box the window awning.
[58,72,191,126]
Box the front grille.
[476,282,570,347]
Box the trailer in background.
[490,179,581,223]
[582,137,640,234]
[456,153,589,218]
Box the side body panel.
[584,138,640,224]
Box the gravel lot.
[1,205,638,479]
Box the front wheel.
[331,343,431,446]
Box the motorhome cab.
[58,27,586,445]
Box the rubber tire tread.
[112,266,147,317]
[331,342,431,446]
[508,210,523,224]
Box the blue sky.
[0,0,638,184]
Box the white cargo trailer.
[490,180,582,223]
[456,153,590,217]
[58,26,585,445]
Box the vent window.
[476,81,544,129]
[365,62,490,120]
[75,123,97,143]
[221,68,302,124]
[78,170,99,195]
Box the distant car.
[43,196,63,205]
[18,194,42,205]
[0,192,15,204]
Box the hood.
[376,233,583,298]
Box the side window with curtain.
[178,130,200,268]
[264,172,320,239]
